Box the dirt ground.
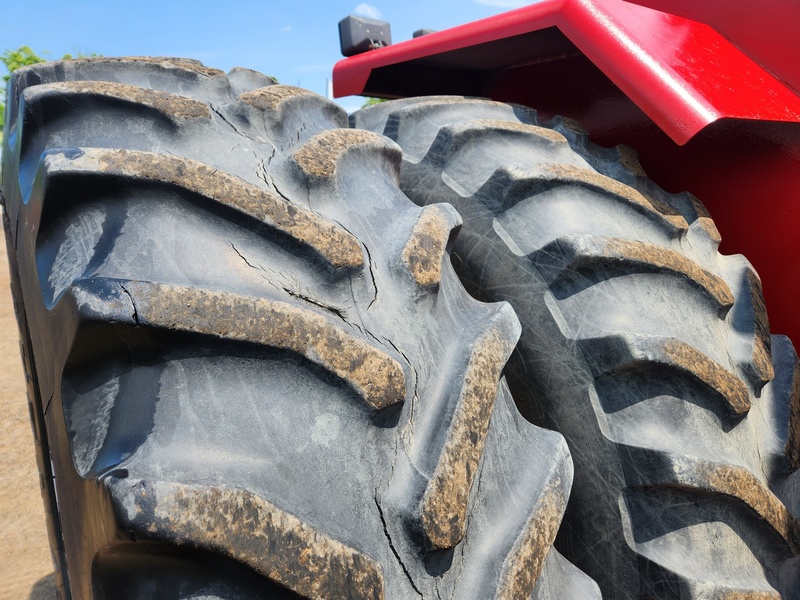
[0,224,57,599]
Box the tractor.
[2,0,798,597]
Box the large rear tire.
[2,61,598,599]
[354,97,800,599]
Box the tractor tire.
[353,97,800,599]
[1,59,599,599]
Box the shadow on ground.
[29,573,56,600]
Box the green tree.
[361,97,387,108]
[1,47,100,134]
[2,46,46,80]
[1,47,46,130]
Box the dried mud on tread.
[2,64,590,599]
[353,96,800,599]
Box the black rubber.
[2,60,598,599]
[353,96,800,600]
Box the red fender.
[334,0,800,344]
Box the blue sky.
[3,0,530,112]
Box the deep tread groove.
[533,234,733,311]
[291,129,400,181]
[487,163,688,235]
[110,479,385,600]
[496,479,566,599]
[581,334,751,416]
[633,457,800,554]
[23,81,212,122]
[54,56,226,78]
[419,305,520,550]
[786,360,800,472]
[743,266,775,387]
[241,84,349,142]
[73,278,406,411]
[42,148,364,271]
[242,84,331,114]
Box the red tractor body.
[334,0,800,344]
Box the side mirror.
[338,16,392,57]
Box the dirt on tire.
[354,96,800,599]
[2,59,599,599]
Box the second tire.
[354,96,800,600]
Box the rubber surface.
[353,96,800,600]
[0,220,55,600]
[2,60,596,599]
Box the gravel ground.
[0,221,56,599]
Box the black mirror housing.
[339,15,392,57]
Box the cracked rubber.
[353,96,800,599]
[2,60,597,599]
